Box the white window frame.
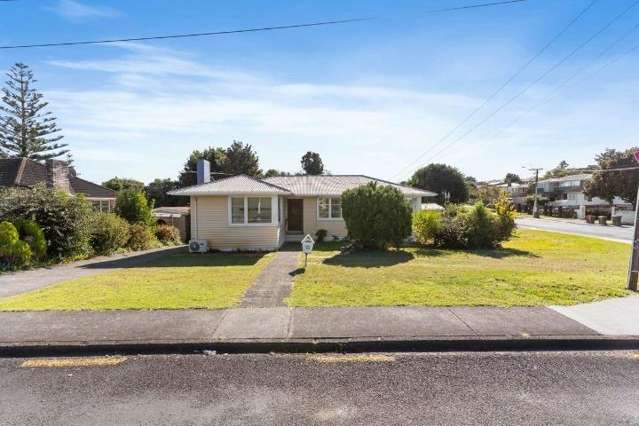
[228,195,278,227]
[317,197,343,221]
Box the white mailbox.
[301,234,315,254]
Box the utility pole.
[524,167,543,218]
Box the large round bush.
[91,213,131,255]
[341,183,412,250]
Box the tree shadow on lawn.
[323,250,415,268]
[81,248,267,269]
[470,247,539,259]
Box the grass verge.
[0,251,274,311]
[286,229,630,307]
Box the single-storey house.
[169,160,436,251]
[0,158,116,212]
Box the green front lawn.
[287,230,631,307]
[0,252,274,311]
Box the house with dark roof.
[169,160,436,251]
[0,158,117,212]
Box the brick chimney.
[45,159,71,193]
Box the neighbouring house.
[536,174,632,218]
[152,206,191,242]
[0,158,116,212]
[501,181,531,211]
[169,160,436,251]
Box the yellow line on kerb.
[306,354,395,363]
[21,356,127,368]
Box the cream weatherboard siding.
[302,197,348,239]
[190,196,281,251]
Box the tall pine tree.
[0,63,68,160]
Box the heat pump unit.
[189,240,208,253]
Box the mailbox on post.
[301,234,314,267]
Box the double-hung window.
[230,197,273,225]
[318,197,342,219]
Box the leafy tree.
[543,160,596,178]
[301,151,324,175]
[0,63,68,160]
[341,182,412,250]
[145,178,185,207]
[504,173,521,185]
[178,146,226,187]
[115,190,155,226]
[409,164,469,204]
[223,140,261,177]
[475,185,501,206]
[102,177,145,193]
[584,147,639,205]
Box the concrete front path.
[240,250,300,308]
[0,306,598,347]
[0,246,186,298]
[551,295,639,335]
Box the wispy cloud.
[50,0,119,21]
[43,43,637,183]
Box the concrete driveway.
[516,217,632,243]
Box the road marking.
[306,354,395,363]
[20,356,127,368]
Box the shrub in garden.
[91,213,131,255]
[315,229,328,243]
[412,210,441,244]
[14,219,47,260]
[0,221,32,268]
[127,223,157,251]
[0,185,94,260]
[155,224,181,246]
[431,201,516,249]
[115,190,155,225]
[341,183,412,250]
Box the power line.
[390,0,599,180]
[480,19,639,142]
[418,0,639,171]
[0,0,527,50]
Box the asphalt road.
[2,351,639,425]
[516,217,633,242]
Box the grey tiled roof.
[264,175,436,197]
[171,174,436,197]
[169,174,291,196]
[0,158,116,199]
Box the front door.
[287,199,303,233]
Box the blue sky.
[1,0,638,184]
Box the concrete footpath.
[2,305,638,356]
